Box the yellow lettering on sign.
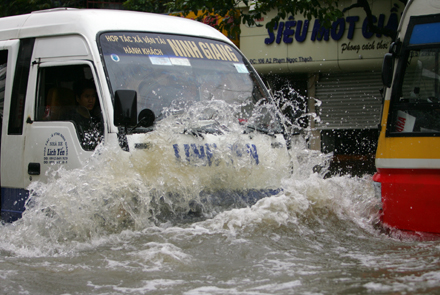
[167,39,202,58]
[143,36,157,44]
[155,36,166,44]
[199,42,213,59]
[167,39,239,62]
[225,45,239,62]
[141,47,164,55]
[210,43,225,60]
[167,39,185,57]
[216,44,233,61]
[176,40,191,57]
[216,44,239,62]
[123,46,142,54]
[105,35,119,42]
[133,35,144,43]
[119,35,133,43]
[178,40,203,58]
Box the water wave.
[0,139,380,259]
[0,96,381,258]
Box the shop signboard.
[240,0,404,73]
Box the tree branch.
[343,0,397,40]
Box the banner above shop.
[240,0,404,74]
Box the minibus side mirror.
[114,90,138,127]
[382,53,394,88]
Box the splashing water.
[1,93,356,239]
[0,127,377,253]
[0,93,439,295]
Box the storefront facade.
[240,0,404,175]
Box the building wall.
[240,0,402,74]
[240,0,405,175]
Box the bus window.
[389,48,440,134]
[35,65,104,150]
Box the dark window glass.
[0,50,7,119]
[8,38,34,135]
[389,48,440,135]
[36,65,103,150]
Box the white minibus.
[0,8,289,222]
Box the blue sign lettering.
[346,16,359,40]
[283,17,295,44]
[246,144,259,165]
[264,12,399,45]
[173,143,259,166]
[311,19,330,41]
[331,18,346,41]
[296,20,309,42]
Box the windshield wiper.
[128,108,156,134]
[129,126,155,134]
[183,122,227,138]
[244,125,276,137]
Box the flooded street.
[2,3,440,294]
[1,138,439,295]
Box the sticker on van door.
[43,132,69,165]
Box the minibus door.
[22,60,103,188]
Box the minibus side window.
[8,38,35,135]
[35,64,104,150]
[0,50,7,128]
[0,49,7,179]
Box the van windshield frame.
[98,31,282,134]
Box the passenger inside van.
[63,79,103,150]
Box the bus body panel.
[375,0,440,233]
[373,169,440,233]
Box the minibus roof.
[0,8,232,44]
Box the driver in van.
[63,79,103,150]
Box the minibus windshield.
[99,32,281,134]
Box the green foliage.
[0,0,86,17]
[122,0,345,34]
[1,0,397,39]
[245,0,343,30]
[123,0,170,14]
[1,0,51,17]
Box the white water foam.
[0,94,381,259]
